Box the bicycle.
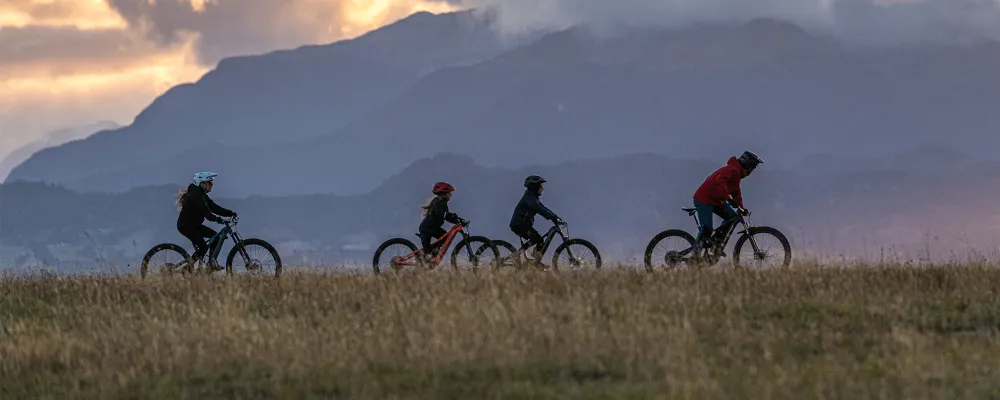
[141,216,282,278]
[372,219,499,274]
[644,206,791,271]
[492,221,601,271]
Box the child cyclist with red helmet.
[692,151,763,250]
[418,181,467,260]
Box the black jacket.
[419,197,460,232]
[509,190,558,229]
[177,184,235,230]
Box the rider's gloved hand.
[554,217,565,225]
[459,217,470,226]
[740,208,751,216]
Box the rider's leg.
[511,226,543,259]
[712,204,738,240]
[419,227,446,259]
[180,226,214,261]
[694,200,715,244]
[526,228,544,260]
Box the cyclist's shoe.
[207,259,224,272]
[422,253,437,267]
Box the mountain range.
[4,148,998,271]
[0,121,120,181]
[7,12,1000,197]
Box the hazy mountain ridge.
[9,14,999,196]
[7,10,516,190]
[0,121,121,181]
[4,150,998,271]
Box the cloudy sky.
[0,0,457,160]
[3,0,999,163]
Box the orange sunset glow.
[0,0,458,168]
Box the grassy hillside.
[3,266,1000,398]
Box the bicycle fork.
[738,218,765,259]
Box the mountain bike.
[141,216,282,278]
[644,206,791,271]
[372,219,499,274]
[491,221,601,271]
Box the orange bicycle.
[372,220,499,273]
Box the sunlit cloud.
[0,0,127,29]
[1,0,459,164]
[340,0,456,36]
[0,32,207,158]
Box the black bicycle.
[644,206,791,271]
[489,221,601,271]
[141,216,282,278]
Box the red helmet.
[432,181,455,194]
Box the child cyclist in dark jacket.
[419,182,467,260]
[509,175,562,260]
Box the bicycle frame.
[517,222,576,257]
[518,224,555,252]
[394,223,470,266]
[199,218,248,263]
[689,211,765,257]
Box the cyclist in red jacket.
[692,151,763,249]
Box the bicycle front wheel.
[552,239,602,271]
[227,238,283,278]
[733,227,792,269]
[452,236,499,271]
[140,243,190,278]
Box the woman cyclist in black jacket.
[176,172,236,270]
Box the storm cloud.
[461,0,1000,44]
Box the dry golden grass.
[2,265,1000,399]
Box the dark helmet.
[432,181,455,195]
[738,151,763,171]
[524,175,547,189]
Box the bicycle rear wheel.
[489,240,520,269]
[372,238,420,274]
[227,238,283,278]
[644,230,697,272]
[733,227,792,269]
[141,243,190,278]
[552,239,601,271]
[452,236,499,271]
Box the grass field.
[3,265,1000,399]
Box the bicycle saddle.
[681,207,697,216]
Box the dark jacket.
[693,156,745,208]
[177,184,235,230]
[419,197,460,232]
[509,190,558,229]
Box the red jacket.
[693,157,745,208]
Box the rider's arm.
[435,200,461,224]
[723,169,745,209]
[530,197,559,221]
[207,197,236,218]
[189,191,224,223]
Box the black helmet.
[738,151,763,171]
[524,175,547,188]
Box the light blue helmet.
[193,172,217,185]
